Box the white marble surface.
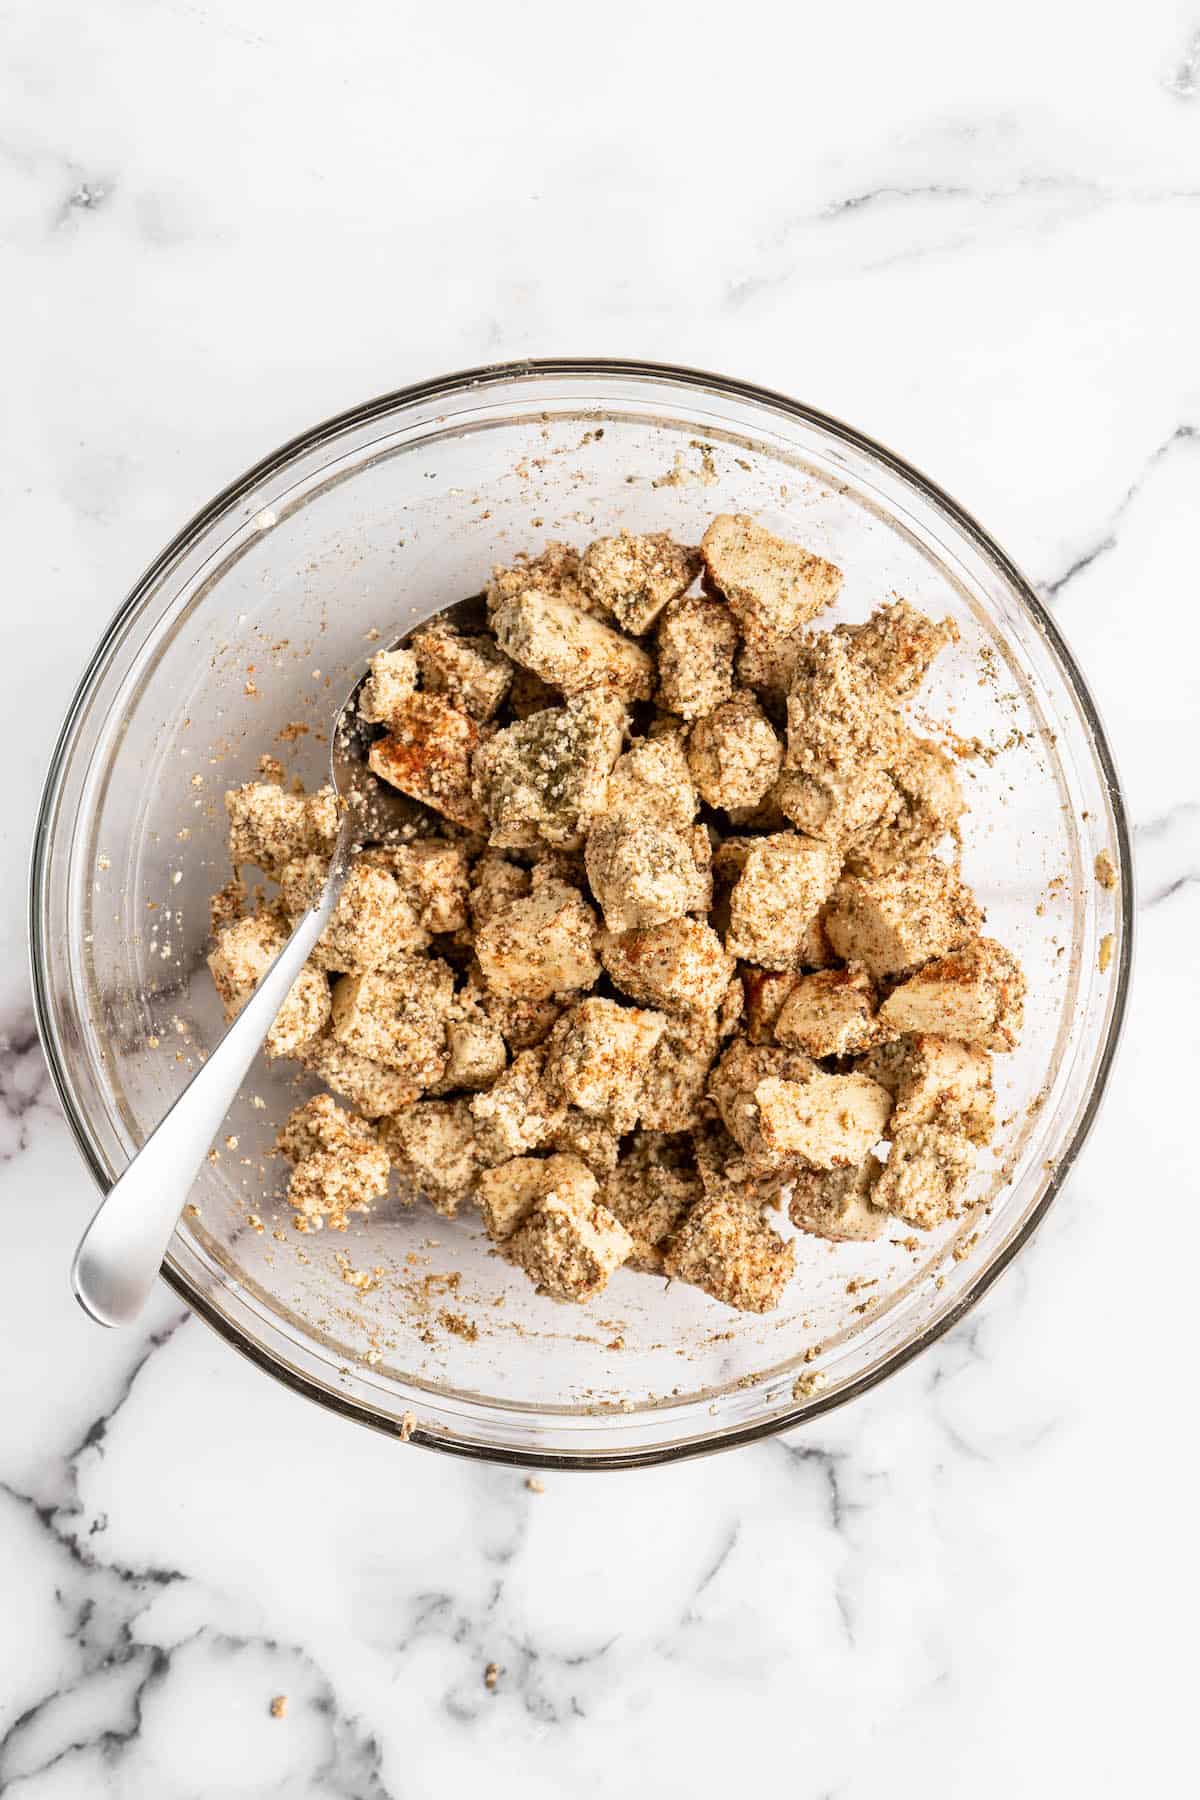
[3,1,1198,1792]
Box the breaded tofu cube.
[835,600,958,701]
[603,732,698,832]
[207,912,331,1058]
[724,833,840,970]
[824,861,983,980]
[741,968,802,1043]
[547,1109,622,1177]
[702,514,842,639]
[368,693,484,830]
[579,530,701,634]
[469,1047,567,1163]
[278,1092,379,1163]
[378,1098,480,1215]
[858,1033,995,1145]
[487,541,592,616]
[784,633,904,784]
[879,936,1025,1051]
[637,1011,724,1132]
[691,1118,799,1212]
[491,590,654,701]
[600,917,734,1017]
[277,1095,389,1230]
[655,592,738,721]
[472,694,626,849]
[431,990,509,1092]
[225,781,338,877]
[787,1160,889,1242]
[279,855,429,969]
[776,765,899,849]
[469,855,531,929]
[585,818,712,933]
[474,879,600,1000]
[357,647,419,728]
[474,981,565,1053]
[873,1125,974,1228]
[603,1148,702,1272]
[411,623,513,722]
[329,958,454,1088]
[687,691,783,812]
[773,965,891,1058]
[298,1030,425,1117]
[663,1191,795,1313]
[754,1072,892,1170]
[475,1152,575,1243]
[707,1038,817,1158]
[506,1169,634,1304]
[734,619,806,704]
[372,839,472,935]
[543,998,667,1132]
[847,738,964,876]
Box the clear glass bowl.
[31,360,1132,1468]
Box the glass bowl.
[31,359,1132,1469]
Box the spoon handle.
[71,858,348,1327]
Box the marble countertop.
[3,1,1197,1792]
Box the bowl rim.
[29,355,1135,1470]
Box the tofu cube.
[368,693,484,830]
[784,633,904,784]
[547,1109,622,1177]
[277,1092,379,1164]
[225,781,337,877]
[754,1072,893,1170]
[585,818,712,932]
[379,839,472,934]
[707,1038,817,1156]
[600,917,734,1017]
[469,1047,567,1163]
[506,1168,634,1303]
[543,998,667,1132]
[774,965,890,1058]
[329,958,454,1088]
[776,765,899,848]
[279,855,429,969]
[603,732,698,832]
[474,879,600,1000]
[835,600,958,700]
[469,855,531,930]
[655,592,738,721]
[878,936,1025,1051]
[873,1125,975,1229]
[724,833,839,970]
[846,739,966,876]
[298,1031,426,1117]
[637,1012,723,1132]
[686,690,783,812]
[412,623,513,721]
[492,590,653,701]
[858,1033,995,1145]
[701,514,841,638]
[602,1151,701,1272]
[357,647,419,728]
[473,694,626,849]
[208,912,331,1057]
[580,530,701,634]
[787,1160,889,1242]
[431,991,509,1092]
[663,1191,796,1313]
[488,541,592,615]
[824,862,983,980]
[734,619,806,704]
[277,1095,389,1229]
[378,1098,480,1215]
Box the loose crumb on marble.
[484,1662,502,1691]
[526,1476,545,1493]
[269,1695,288,1719]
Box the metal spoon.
[68,603,478,1328]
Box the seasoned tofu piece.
[585,818,712,933]
[279,855,429,969]
[368,693,484,830]
[277,1095,389,1230]
[543,998,667,1132]
[298,1030,425,1118]
[741,967,802,1044]
[474,981,565,1053]
[580,530,701,634]
[734,619,806,705]
[687,691,783,812]
[378,1098,480,1215]
[691,1118,798,1211]
[835,600,958,701]
[656,592,738,721]
[701,514,842,639]
[357,647,419,728]
[846,739,965,876]
[724,833,840,970]
[776,765,899,849]
[603,1148,702,1272]
[600,917,734,1017]
[208,876,247,936]
[824,861,982,980]
[225,781,338,877]
[784,633,905,784]
[474,879,601,1000]
[707,1038,817,1158]
[472,694,626,849]
[787,1160,889,1242]
[638,1010,724,1132]
[774,965,891,1058]
[329,958,454,1088]
[547,1109,622,1177]
[368,839,472,935]
[411,623,513,722]
[207,912,330,1058]
[603,732,698,832]
[506,1169,634,1303]
[879,936,1025,1051]
[492,590,654,702]
[469,1047,567,1164]
[476,1152,601,1247]
[858,1033,995,1146]
[663,1191,795,1313]
[754,1072,892,1170]
[873,1125,974,1228]
[430,990,508,1092]
[487,541,592,616]
[469,854,531,930]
